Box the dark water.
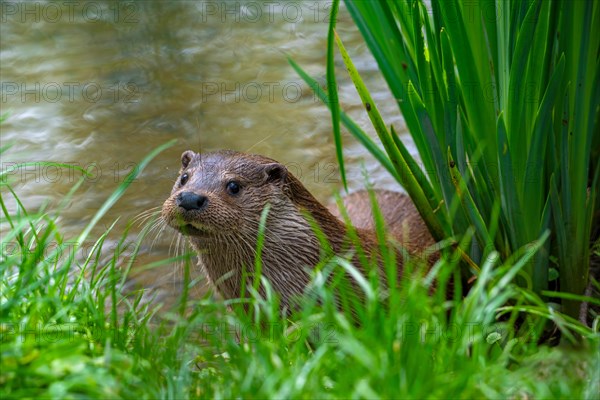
[1,1,414,305]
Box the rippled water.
[1,1,415,303]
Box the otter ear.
[181,150,195,169]
[263,163,287,184]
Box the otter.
[161,150,435,310]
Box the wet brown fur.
[161,150,435,310]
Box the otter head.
[161,150,330,303]
[162,150,293,244]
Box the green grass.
[2,0,599,395]
[1,145,598,398]
[291,0,599,320]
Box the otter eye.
[226,180,240,195]
[180,173,189,186]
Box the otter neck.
[188,181,377,309]
[187,203,342,309]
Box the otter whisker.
[132,207,162,226]
[145,219,167,253]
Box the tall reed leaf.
[293,0,599,320]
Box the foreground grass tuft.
[1,155,598,398]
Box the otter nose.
[177,192,208,211]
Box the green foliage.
[1,142,176,398]
[1,146,597,397]
[292,0,599,319]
